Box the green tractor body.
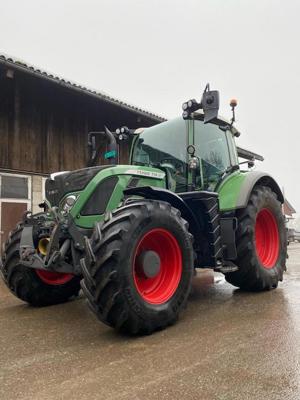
[1,86,287,334]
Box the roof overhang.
[0,54,166,123]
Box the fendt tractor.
[1,85,287,335]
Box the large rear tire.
[225,185,287,291]
[81,200,194,335]
[1,223,81,306]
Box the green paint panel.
[217,171,247,211]
[69,165,166,228]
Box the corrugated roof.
[0,54,165,122]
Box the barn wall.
[0,63,162,251]
[0,66,157,174]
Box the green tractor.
[1,85,287,334]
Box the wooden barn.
[0,55,163,248]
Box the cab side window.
[194,120,231,190]
[226,131,239,166]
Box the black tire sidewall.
[251,189,286,280]
[2,223,81,306]
[117,205,193,319]
[228,185,287,291]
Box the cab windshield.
[132,117,238,193]
[132,118,188,192]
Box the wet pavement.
[0,244,300,400]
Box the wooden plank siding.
[0,65,159,174]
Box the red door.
[0,202,27,254]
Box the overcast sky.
[0,0,300,215]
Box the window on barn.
[0,175,29,199]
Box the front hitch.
[19,214,82,275]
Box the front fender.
[124,186,223,267]
[218,171,284,211]
[123,186,203,241]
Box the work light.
[61,194,79,214]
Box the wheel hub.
[137,250,161,278]
[133,228,182,305]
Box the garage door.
[0,173,31,253]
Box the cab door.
[192,119,236,191]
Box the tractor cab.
[131,114,240,193]
[86,84,243,197]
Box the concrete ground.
[0,244,300,400]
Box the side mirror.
[202,90,220,124]
[87,127,118,167]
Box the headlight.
[61,194,79,214]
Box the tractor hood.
[45,165,111,206]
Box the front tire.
[1,223,81,306]
[225,185,287,291]
[81,200,194,335]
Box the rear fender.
[218,171,284,211]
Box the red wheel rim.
[36,270,73,285]
[255,208,280,269]
[133,228,182,304]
